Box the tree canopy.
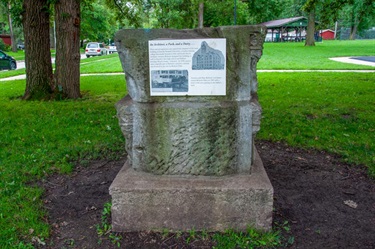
[81,0,118,42]
[339,0,375,39]
[102,0,373,40]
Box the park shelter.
[262,16,320,42]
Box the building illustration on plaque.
[192,41,225,70]
[151,70,189,92]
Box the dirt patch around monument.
[39,140,375,249]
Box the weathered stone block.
[110,149,273,231]
[111,25,273,232]
[115,26,265,175]
[116,97,260,175]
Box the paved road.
[1,56,374,82]
[329,56,375,67]
[16,54,88,70]
[351,56,375,63]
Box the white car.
[108,43,117,54]
[85,42,107,58]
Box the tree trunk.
[305,10,316,46]
[348,6,357,40]
[55,0,81,99]
[349,7,359,41]
[22,0,54,100]
[349,24,357,40]
[8,3,17,52]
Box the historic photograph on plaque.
[151,70,189,93]
[149,39,226,96]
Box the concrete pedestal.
[109,148,273,232]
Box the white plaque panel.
[149,39,226,96]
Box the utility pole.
[198,2,204,28]
[334,21,338,39]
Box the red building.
[320,29,335,40]
[0,34,12,45]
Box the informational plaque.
[149,39,226,96]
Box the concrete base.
[109,148,273,232]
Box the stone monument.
[110,25,273,232]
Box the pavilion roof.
[261,16,308,28]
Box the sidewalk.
[0,73,125,82]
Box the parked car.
[17,42,25,50]
[0,50,17,70]
[85,42,107,58]
[108,43,117,54]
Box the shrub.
[0,39,10,51]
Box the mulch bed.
[39,140,375,248]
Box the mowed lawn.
[258,72,375,173]
[0,39,374,247]
[259,39,375,69]
[0,76,127,248]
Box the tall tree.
[81,0,117,42]
[303,0,317,46]
[105,0,201,29]
[104,0,144,28]
[302,0,373,41]
[55,0,81,99]
[341,0,374,39]
[7,3,17,52]
[279,0,305,18]
[1,0,24,45]
[0,1,17,51]
[0,2,7,34]
[247,0,283,24]
[204,0,249,26]
[22,0,54,100]
[145,0,198,28]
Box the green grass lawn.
[80,53,123,73]
[5,49,55,61]
[0,68,26,79]
[0,39,374,248]
[258,72,375,174]
[5,50,26,61]
[259,39,375,69]
[0,76,126,248]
